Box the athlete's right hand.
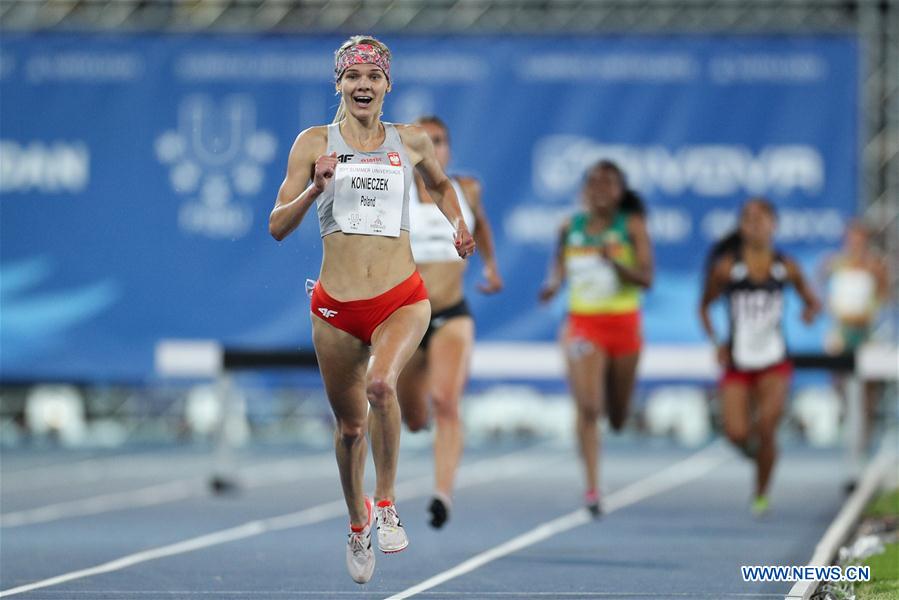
[313,152,338,193]
[477,261,504,295]
[538,280,561,303]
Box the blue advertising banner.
[0,34,858,380]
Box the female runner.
[700,198,820,516]
[821,221,888,477]
[397,116,503,529]
[269,36,475,583]
[540,160,653,516]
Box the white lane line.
[1,454,137,477]
[16,592,784,597]
[384,441,730,600]
[1,454,217,493]
[1,454,341,528]
[0,447,559,598]
[2,479,201,528]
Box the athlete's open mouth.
[353,96,373,106]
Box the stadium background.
[0,0,896,441]
[1,3,898,599]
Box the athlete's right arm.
[699,256,731,365]
[268,128,332,241]
[539,218,570,303]
[785,258,822,325]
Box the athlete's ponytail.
[705,229,742,275]
[620,189,646,216]
[333,97,346,124]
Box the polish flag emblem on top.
[387,152,401,167]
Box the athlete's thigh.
[369,300,431,380]
[720,382,751,437]
[312,315,370,421]
[564,333,607,413]
[753,372,789,431]
[426,316,474,401]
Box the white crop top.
[409,178,476,263]
[316,122,412,238]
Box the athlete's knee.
[403,410,429,432]
[432,391,460,422]
[724,424,750,446]
[608,411,628,432]
[577,404,601,423]
[757,422,779,445]
[337,420,365,448]
[398,388,429,431]
[366,376,396,410]
[607,399,630,431]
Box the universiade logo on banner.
[155,95,277,239]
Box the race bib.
[333,163,404,237]
[732,321,785,370]
[730,290,785,369]
[567,253,619,303]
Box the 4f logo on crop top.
[337,154,355,163]
[318,307,338,319]
[388,152,401,166]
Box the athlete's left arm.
[458,176,503,294]
[785,258,822,324]
[399,125,476,259]
[606,214,654,288]
[871,254,891,303]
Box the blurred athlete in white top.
[397,115,502,529]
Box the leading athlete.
[269,35,475,583]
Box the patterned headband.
[335,43,391,82]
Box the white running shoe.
[375,499,409,553]
[346,496,375,584]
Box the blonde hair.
[333,35,392,124]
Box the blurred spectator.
[819,220,889,457]
[821,221,889,355]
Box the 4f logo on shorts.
[318,307,338,319]
[387,152,401,167]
